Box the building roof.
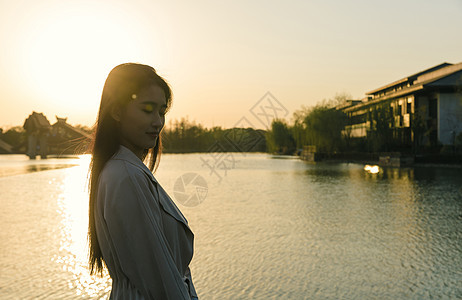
[364,62,462,100]
[52,116,92,139]
[335,100,362,110]
[366,62,453,95]
[23,112,51,132]
[339,61,462,113]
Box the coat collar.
[112,146,192,232]
[112,145,158,184]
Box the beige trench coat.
[95,146,198,299]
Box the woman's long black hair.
[88,63,172,275]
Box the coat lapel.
[113,146,191,231]
[155,183,192,231]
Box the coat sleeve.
[102,168,191,300]
[184,266,198,298]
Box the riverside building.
[339,62,462,148]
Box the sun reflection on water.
[53,155,112,298]
[363,164,380,174]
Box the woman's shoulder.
[100,157,148,186]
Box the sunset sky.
[1,0,461,130]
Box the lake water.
[0,153,461,299]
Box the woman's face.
[117,84,167,158]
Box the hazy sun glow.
[1,0,461,128]
[14,2,157,123]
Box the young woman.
[88,63,198,299]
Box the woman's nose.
[151,113,164,127]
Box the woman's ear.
[111,105,122,122]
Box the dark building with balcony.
[339,62,462,149]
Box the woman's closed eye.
[142,103,155,113]
[142,104,167,116]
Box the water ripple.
[1,155,461,299]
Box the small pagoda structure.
[49,116,92,154]
[23,112,52,159]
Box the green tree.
[367,104,394,152]
[266,120,295,154]
[161,118,266,153]
[291,105,310,149]
[1,126,26,151]
[411,105,427,153]
[303,105,346,152]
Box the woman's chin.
[145,139,158,149]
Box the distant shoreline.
[2,152,461,168]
